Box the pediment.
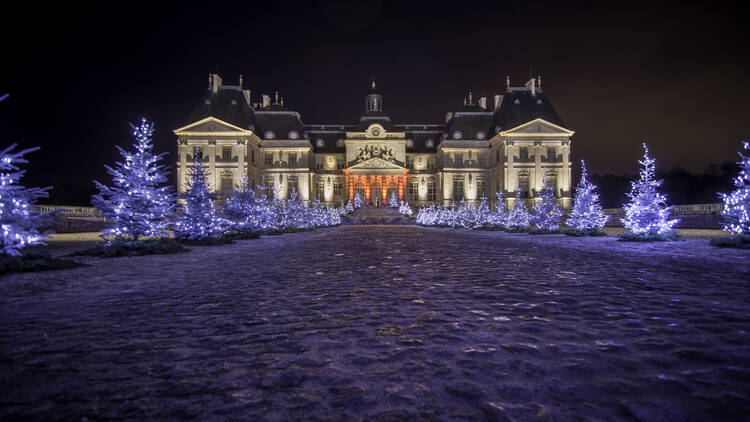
[174,117,251,135]
[348,157,404,169]
[500,118,574,136]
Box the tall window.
[518,176,530,198]
[519,147,529,161]
[222,146,232,161]
[264,153,273,166]
[427,159,434,170]
[317,182,325,200]
[477,178,486,198]
[427,181,436,201]
[406,157,413,169]
[454,153,463,166]
[477,153,486,167]
[266,180,275,199]
[289,153,298,166]
[337,159,344,170]
[220,175,233,198]
[408,182,418,201]
[547,147,556,161]
[288,175,299,195]
[453,176,464,199]
[333,183,342,196]
[316,161,324,170]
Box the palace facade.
[174,74,574,208]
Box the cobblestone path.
[1,226,749,421]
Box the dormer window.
[336,139,345,148]
[316,139,325,148]
[476,131,486,140]
[453,131,463,140]
[425,139,434,148]
[406,139,414,148]
[514,99,520,104]
[264,131,275,140]
[288,131,299,140]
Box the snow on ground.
[1,225,749,420]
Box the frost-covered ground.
[1,225,749,421]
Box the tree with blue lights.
[474,194,491,227]
[718,141,750,236]
[174,154,223,241]
[93,119,175,240]
[0,144,51,255]
[389,191,399,207]
[506,187,531,230]
[566,160,608,233]
[353,191,364,208]
[489,191,508,228]
[532,179,563,232]
[222,175,260,233]
[620,143,679,239]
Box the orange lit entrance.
[343,169,409,205]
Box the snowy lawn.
[1,225,749,420]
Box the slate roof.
[306,129,348,153]
[493,89,566,132]
[444,110,494,141]
[186,87,256,129]
[255,111,306,140]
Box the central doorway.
[370,182,382,205]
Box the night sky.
[1,0,748,201]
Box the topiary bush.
[69,238,189,258]
[0,254,85,275]
[710,235,750,249]
[618,231,682,242]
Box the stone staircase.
[341,205,416,225]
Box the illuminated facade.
[174,74,574,208]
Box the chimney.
[478,97,487,110]
[242,89,251,106]
[525,78,535,96]
[211,74,223,93]
[493,94,503,110]
[262,94,271,108]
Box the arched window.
[316,138,325,148]
[288,131,299,140]
[264,131,275,140]
[453,131,463,140]
[476,130,486,140]
[425,138,434,148]
[406,139,414,148]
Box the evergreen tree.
[0,144,51,255]
[567,160,609,232]
[719,141,750,235]
[175,154,223,240]
[93,119,175,240]
[399,200,412,216]
[532,177,564,231]
[621,143,679,235]
[475,194,491,227]
[490,191,508,228]
[506,187,531,230]
[353,191,364,208]
[389,191,399,207]
[222,175,260,233]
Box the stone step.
[342,206,415,225]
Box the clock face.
[371,128,380,137]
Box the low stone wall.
[603,203,723,229]
[42,217,108,234]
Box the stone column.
[208,140,217,192]
[505,142,515,192]
[178,139,187,194]
[235,139,246,187]
[562,141,570,196]
[534,141,542,194]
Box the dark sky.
[1,0,749,194]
